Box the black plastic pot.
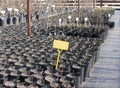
[109,21,115,28]
[0,18,3,26]
[36,15,39,20]
[83,61,90,81]
[7,17,10,25]
[13,17,17,24]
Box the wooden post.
[93,0,95,8]
[27,0,32,36]
[78,0,80,17]
[100,0,102,7]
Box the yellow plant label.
[53,40,69,50]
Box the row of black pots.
[0,30,101,87]
[30,9,113,30]
[0,10,110,87]
[0,55,98,88]
[0,48,98,86]
[44,25,108,40]
[0,8,114,31]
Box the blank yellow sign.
[53,40,69,50]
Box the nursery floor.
[81,10,120,88]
